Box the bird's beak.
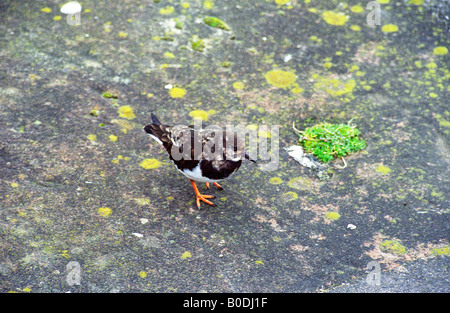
[245,152,257,163]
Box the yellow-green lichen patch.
[86,134,97,141]
[110,119,136,134]
[350,5,364,13]
[255,259,264,265]
[139,271,147,278]
[322,11,349,26]
[410,0,424,5]
[159,6,175,15]
[272,236,282,242]
[290,84,304,94]
[379,240,407,254]
[375,165,391,175]
[203,0,214,9]
[10,182,19,188]
[433,46,448,56]
[233,81,245,90]
[112,155,130,164]
[189,109,217,121]
[118,105,136,120]
[431,246,450,256]
[313,75,356,99]
[203,17,230,31]
[269,177,283,185]
[381,24,399,33]
[258,129,271,139]
[287,176,311,191]
[181,251,192,259]
[282,191,298,202]
[134,198,151,206]
[140,158,162,169]
[169,87,186,98]
[103,22,112,33]
[109,134,118,142]
[309,35,322,43]
[434,114,450,128]
[41,7,52,13]
[98,207,113,217]
[59,250,70,259]
[163,52,175,59]
[264,70,296,89]
[325,211,341,220]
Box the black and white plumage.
[143,113,255,208]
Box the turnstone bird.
[144,113,256,208]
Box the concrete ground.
[0,0,448,292]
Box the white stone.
[60,1,82,15]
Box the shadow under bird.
[143,113,256,209]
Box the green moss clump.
[203,17,230,31]
[175,21,183,30]
[160,35,174,41]
[102,91,118,99]
[297,123,366,163]
[89,109,100,117]
[192,39,206,52]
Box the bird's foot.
[191,180,216,209]
[195,194,215,209]
[205,182,224,190]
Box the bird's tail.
[150,112,161,125]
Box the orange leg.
[190,180,215,209]
[205,182,224,190]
